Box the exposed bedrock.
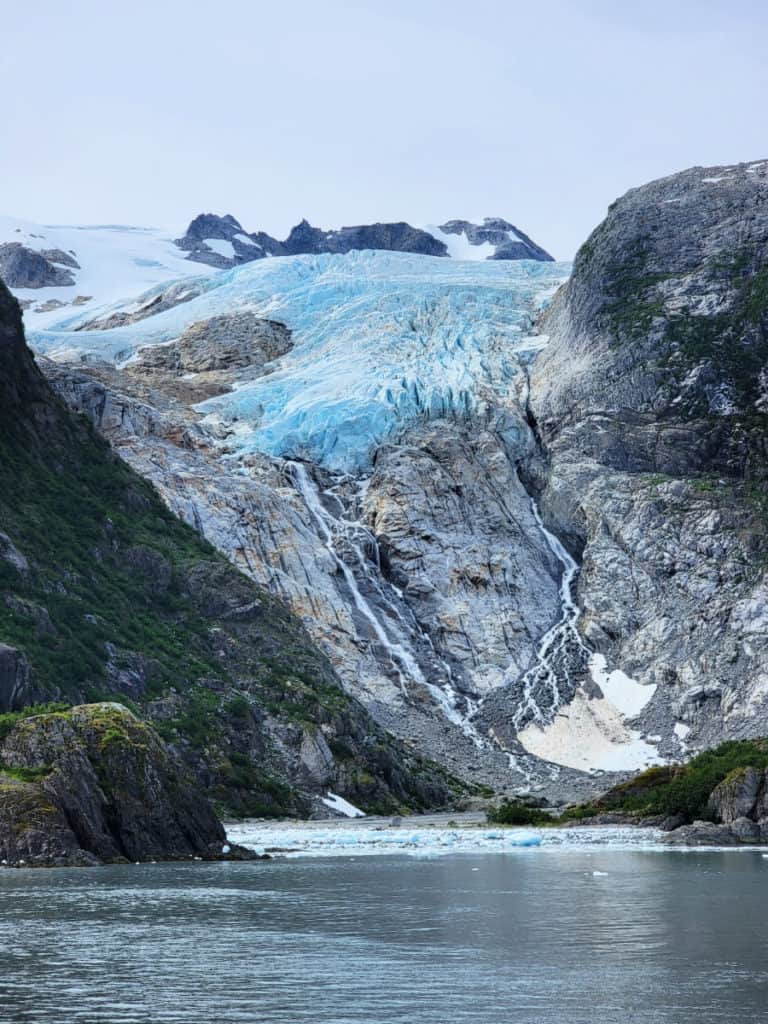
[527,159,768,756]
[45,347,601,795]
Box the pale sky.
[4,0,767,258]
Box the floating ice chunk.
[321,792,366,818]
[507,832,542,847]
[592,870,609,876]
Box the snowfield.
[0,215,201,328]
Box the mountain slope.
[0,276,460,816]
[15,160,768,799]
[31,250,587,799]
[524,158,768,760]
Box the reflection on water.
[1,851,767,1023]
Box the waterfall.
[512,499,590,730]
[288,460,486,746]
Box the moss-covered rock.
[0,702,253,866]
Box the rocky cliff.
[527,159,768,760]
[0,703,252,867]
[0,277,461,818]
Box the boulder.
[661,821,746,846]
[707,766,763,823]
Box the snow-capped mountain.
[175,213,554,269]
[0,216,202,328]
[1,211,554,330]
[6,160,767,801]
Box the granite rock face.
[45,360,560,796]
[0,703,249,867]
[527,159,768,758]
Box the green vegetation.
[487,800,552,826]
[0,764,51,784]
[0,421,227,698]
[562,739,768,824]
[0,703,71,741]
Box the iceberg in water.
[29,250,570,472]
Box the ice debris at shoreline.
[225,822,671,859]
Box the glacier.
[31,249,570,473]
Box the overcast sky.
[4,1,767,258]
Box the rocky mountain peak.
[182,212,246,240]
[174,211,552,268]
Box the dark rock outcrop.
[175,213,273,268]
[0,645,33,713]
[0,243,75,288]
[281,219,447,257]
[0,703,254,867]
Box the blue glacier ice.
[30,250,570,472]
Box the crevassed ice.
[31,250,570,472]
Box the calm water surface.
[1,849,767,1023]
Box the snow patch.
[674,722,691,740]
[202,238,236,259]
[234,232,258,247]
[0,215,204,329]
[589,653,656,718]
[423,225,496,261]
[321,792,366,818]
[519,689,663,772]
